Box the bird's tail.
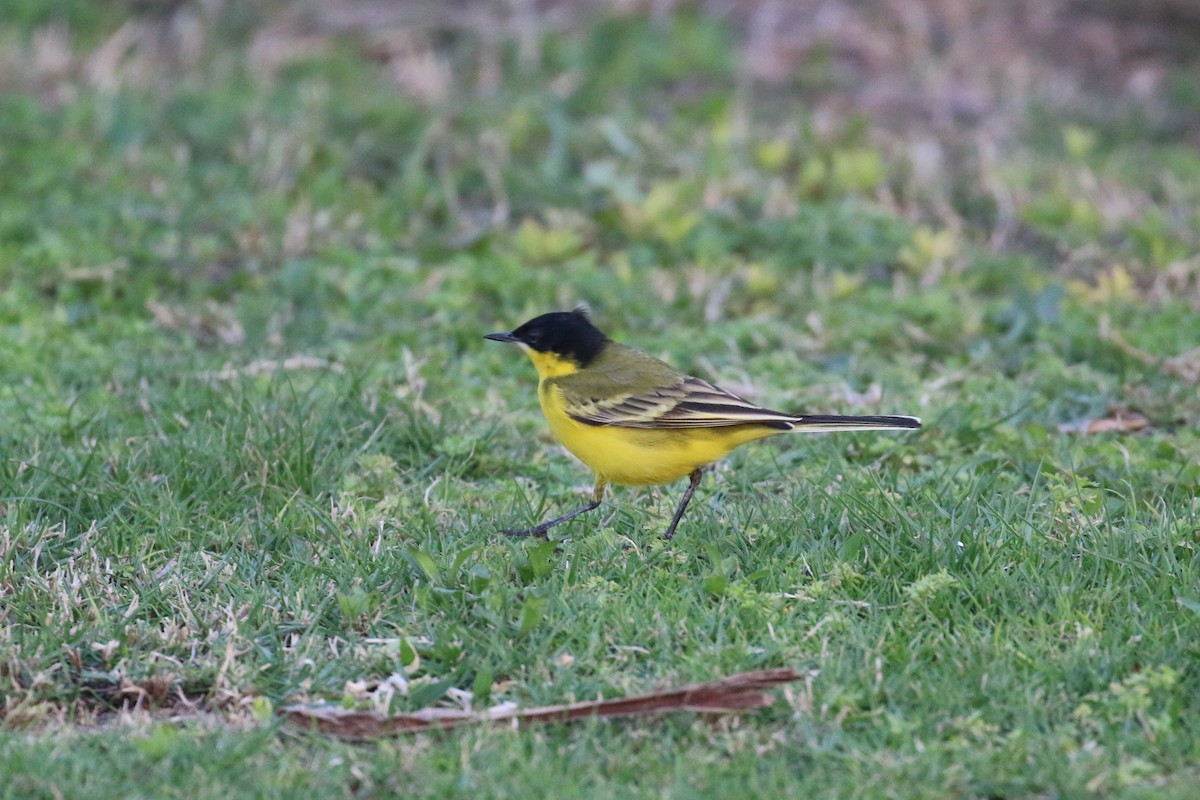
[785,414,921,433]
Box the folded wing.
[565,375,921,433]
[567,376,798,430]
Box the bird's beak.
[484,331,519,344]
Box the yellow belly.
[538,382,780,486]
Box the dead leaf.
[1057,409,1152,435]
[282,668,801,740]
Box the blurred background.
[6,1,1198,311]
[2,0,1198,403]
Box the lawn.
[2,2,1200,798]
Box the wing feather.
[567,376,797,430]
[552,343,920,433]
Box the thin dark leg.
[662,468,703,541]
[501,500,599,538]
[502,479,607,539]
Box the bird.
[485,309,920,540]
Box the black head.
[484,309,609,367]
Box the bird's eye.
[524,330,542,347]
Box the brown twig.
[282,668,801,740]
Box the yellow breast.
[537,381,778,486]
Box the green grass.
[3,4,1200,798]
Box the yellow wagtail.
[486,309,920,539]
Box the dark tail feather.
[787,414,921,432]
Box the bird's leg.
[662,468,704,541]
[502,478,607,539]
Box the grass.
[2,2,1200,798]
